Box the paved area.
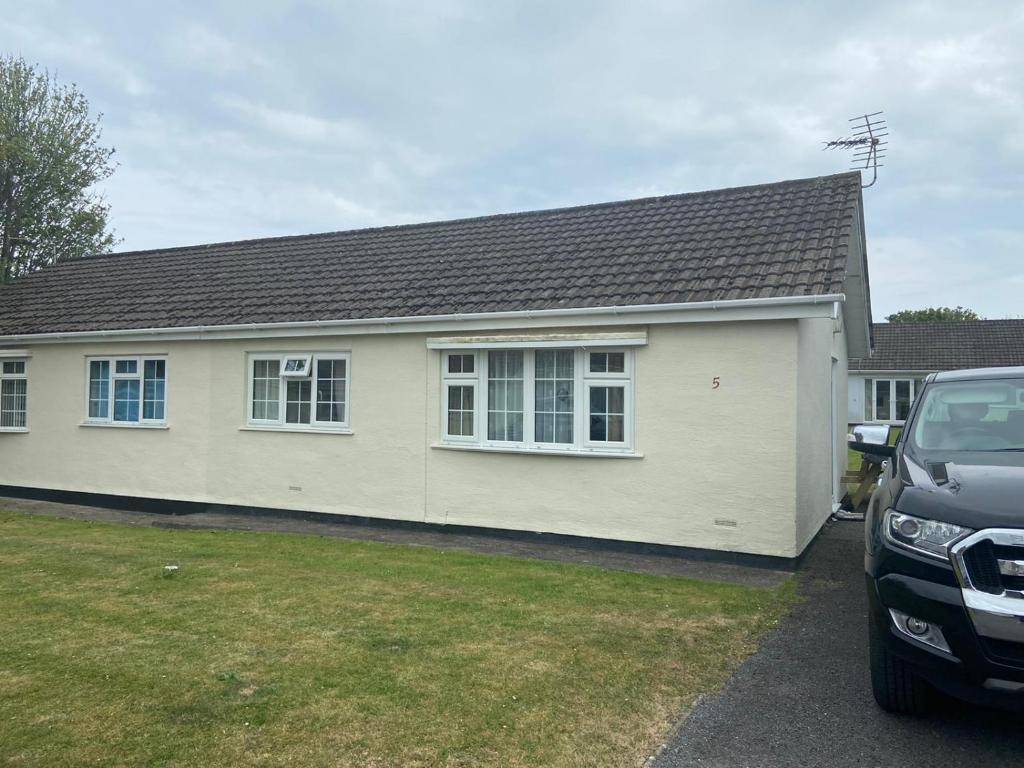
[655,520,1024,768]
[0,495,787,588]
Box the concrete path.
[0,495,787,588]
[654,520,1024,768]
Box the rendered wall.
[0,319,816,558]
[794,316,846,555]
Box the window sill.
[80,422,169,430]
[432,443,642,459]
[0,427,28,433]
[240,425,354,435]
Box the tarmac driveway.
[655,520,1024,768]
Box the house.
[0,172,871,565]
[848,320,1024,426]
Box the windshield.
[910,378,1024,452]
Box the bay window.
[0,359,28,430]
[247,352,350,431]
[441,347,634,453]
[86,356,166,426]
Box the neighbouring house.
[0,172,871,564]
[848,320,1024,427]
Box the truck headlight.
[884,510,973,560]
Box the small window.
[448,354,475,375]
[588,351,625,374]
[0,359,28,430]
[865,377,921,422]
[86,356,166,425]
[446,384,476,438]
[588,385,626,443]
[281,355,312,378]
[248,353,350,430]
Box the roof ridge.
[65,171,863,264]
[874,319,1024,327]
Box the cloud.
[1,18,152,97]
[164,24,273,76]
[3,0,1022,321]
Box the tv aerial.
[823,112,887,188]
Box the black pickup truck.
[864,367,1024,714]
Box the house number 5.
[712,377,720,389]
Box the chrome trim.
[888,608,952,654]
[998,559,1024,578]
[950,529,1024,643]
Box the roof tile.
[0,172,862,336]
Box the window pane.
[115,359,138,375]
[589,352,607,373]
[864,379,873,421]
[487,351,523,441]
[314,357,346,423]
[0,379,27,428]
[589,385,625,443]
[448,354,474,374]
[447,384,474,437]
[535,350,573,444]
[113,379,140,422]
[286,379,312,424]
[875,380,892,422]
[89,360,110,419]
[607,352,625,373]
[895,380,911,421]
[283,357,310,374]
[252,359,280,421]
[2,361,25,375]
[143,360,166,420]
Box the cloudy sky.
[3,1,1022,320]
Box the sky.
[2,0,1022,321]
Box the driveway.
[655,520,1024,768]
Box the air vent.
[928,462,949,485]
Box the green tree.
[886,306,982,322]
[0,55,117,284]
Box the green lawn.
[0,512,793,768]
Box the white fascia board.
[0,349,31,357]
[848,369,935,376]
[427,331,648,349]
[0,294,844,345]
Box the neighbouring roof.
[0,172,863,337]
[850,321,1024,373]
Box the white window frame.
[866,377,921,423]
[84,355,168,427]
[280,354,313,378]
[0,358,29,432]
[245,352,351,432]
[438,347,635,455]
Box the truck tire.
[869,612,931,715]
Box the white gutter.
[0,294,846,344]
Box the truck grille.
[962,539,1004,594]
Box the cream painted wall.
[0,318,833,559]
[793,317,847,555]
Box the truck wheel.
[869,612,931,715]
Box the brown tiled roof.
[0,172,862,336]
[850,321,1024,372]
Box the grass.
[0,512,793,768]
